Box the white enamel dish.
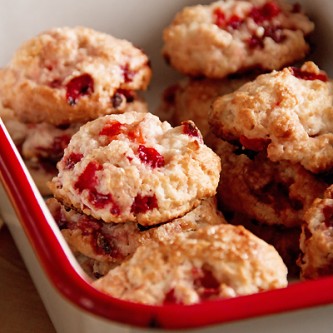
[1,1,333,332]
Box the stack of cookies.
[47,110,223,272]
[46,110,287,305]
[0,26,151,194]
[208,62,332,276]
[160,0,333,280]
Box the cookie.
[47,197,226,273]
[158,76,249,136]
[206,133,327,228]
[162,0,314,78]
[298,185,333,279]
[49,111,221,225]
[0,26,151,125]
[92,224,288,305]
[210,62,333,173]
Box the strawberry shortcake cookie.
[49,111,221,225]
[0,26,151,126]
[209,62,333,173]
[92,224,288,305]
[162,0,314,78]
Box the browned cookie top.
[0,26,151,125]
[163,0,314,78]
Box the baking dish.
[1,0,333,332]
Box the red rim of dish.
[1,120,333,330]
